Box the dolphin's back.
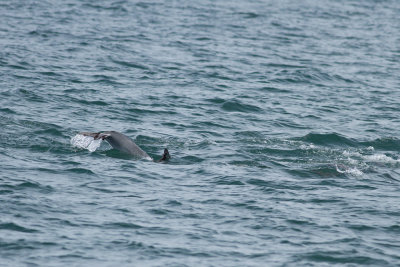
[103,131,151,159]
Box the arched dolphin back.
[102,131,151,159]
[79,131,169,162]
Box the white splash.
[71,134,102,152]
[342,150,363,157]
[336,164,364,176]
[144,155,153,161]
[300,144,316,150]
[363,154,400,164]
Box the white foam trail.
[71,134,102,152]
[363,154,400,164]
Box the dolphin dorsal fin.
[158,148,170,162]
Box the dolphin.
[80,131,170,162]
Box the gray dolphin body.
[80,131,170,162]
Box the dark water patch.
[206,72,239,81]
[346,184,377,190]
[7,62,31,70]
[1,181,54,193]
[293,163,361,179]
[73,98,109,106]
[16,89,46,103]
[361,137,400,151]
[235,12,260,19]
[309,197,344,204]
[309,166,345,178]
[273,120,309,129]
[178,155,205,164]
[378,172,400,182]
[46,218,80,227]
[194,130,224,138]
[17,119,62,133]
[205,97,226,104]
[212,176,245,185]
[233,130,266,142]
[58,160,80,166]
[109,240,148,250]
[317,105,341,113]
[246,178,301,191]
[89,75,123,86]
[66,77,86,84]
[347,224,375,231]
[245,178,272,187]
[165,200,182,206]
[0,108,17,114]
[38,71,62,77]
[84,186,125,194]
[286,168,316,178]
[286,219,315,226]
[248,147,311,158]
[270,68,355,85]
[263,63,307,69]
[133,135,172,154]
[11,73,39,81]
[33,128,64,137]
[64,167,96,175]
[296,132,357,147]
[63,88,98,94]
[105,222,143,229]
[0,222,39,233]
[195,36,212,41]
[296,251,388,265]
[313,179,344,188]
[164,247,213,258]
[221,100,262,113]
[125,108,174,115]
[192,120,233,130]
[228,201,266,211]
[259,86,292,93]
[110,58,149,70]
[385,225,400,233]
[203,64,232,71]
[57,253,97,260]
[0,240,57,250]
[229,160,270,170]
[29,144,56,153]
[147,208,171,215]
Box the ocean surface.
[1,0,400,266]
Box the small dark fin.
[158,148,170,162]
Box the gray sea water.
[1,0,400,266]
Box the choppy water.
[1,0,400,266]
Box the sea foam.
[70,134,102,152]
